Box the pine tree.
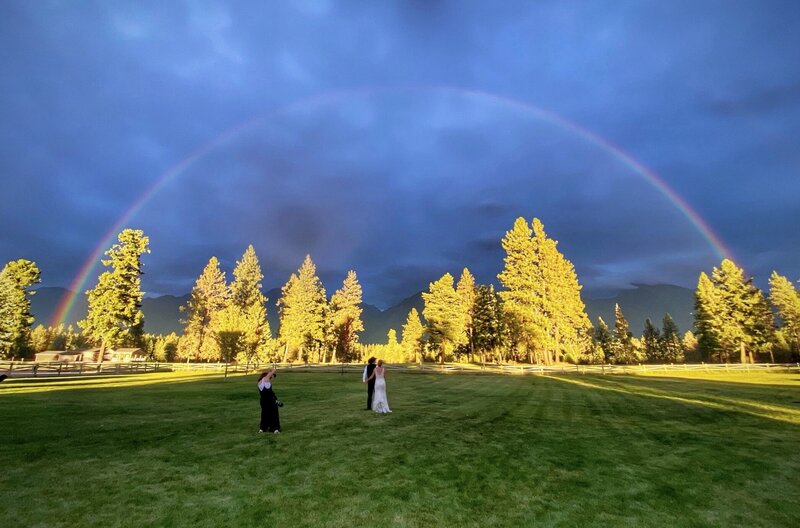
[278,255,327,363]
[401,308,425,363]
[50,324,67,351]
[661,314,684,363]
[593,317,613,363]
[182,257,228,362]
[695,259,774,363]
[642,318,661,363]
[682,330,699,362]
[213,304,246,363]
[0,259,41,358]
[154,332,179,362]
[384,328,403,362]
[473,285,506,363]
[694,272,721,361]
[498,217,591,364]
[230,245,271,365]
[0,270,15,357]
[30,324,51,352]
[329,270,364,363]
[611,304,640,364]
[498,217,546,363]
[531,219,592,364]
[423,273,465,364]
[455,268,477,361]
[769,272,800,357]
[79,229,149,359]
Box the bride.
[367,359,391,413]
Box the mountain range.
[31,284,696,345]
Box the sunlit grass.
[2,371,799,527]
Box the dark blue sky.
[1,1,799,307]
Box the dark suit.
[365,363,376,410]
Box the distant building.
[57,351,85,362]
[75,348,104,362]
[34,351,63,362]
[34,348,146,362]
[109,348,147,362]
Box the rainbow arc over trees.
[51,85,734,326]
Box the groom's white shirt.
[362,365,368,382]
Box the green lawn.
[2,370,799,527]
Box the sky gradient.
[1,1,799,308]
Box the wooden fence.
[1,360,798,379]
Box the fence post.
[58,362,62,376]
[33,363,38,377]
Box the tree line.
[3,219,799,364]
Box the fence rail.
[1,360,799,379]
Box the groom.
[362,357,377,410]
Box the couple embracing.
[362,357,391,413]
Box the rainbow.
[51,85,734,326]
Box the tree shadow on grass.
[543,374,800,426]
[0,371,240,396]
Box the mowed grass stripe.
[1,371,798,527]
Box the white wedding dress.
[372,368,392,413]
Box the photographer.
[257,368,282,434]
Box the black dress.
[259,382,281,432]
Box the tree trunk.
[740,342,746,364]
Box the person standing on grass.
[362,357,377,410]
[365,359,391,413]
[258,369,281,434]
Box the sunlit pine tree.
[278,255,327,363]
[694,272,722,361]
[0,270,19,357]
[498,217,546,363]
[230,245,271,364]
[423,273,465,364]
[0,259,41,358]
[213,304,247,364]
[531,218,592,364]
[682,330,698,362]
[182,256,227,362]
[79,229,149,360]
[30,324,50,352]
[385,328,403,362]
[769,272,800,358]
[695,259,774,363]
[611,304,640,364]
[329,270,364,363]
[401,307,426,363]
[455,268,477,361]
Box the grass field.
[2,370,799,527]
